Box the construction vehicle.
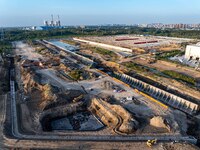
[146,139,157,148]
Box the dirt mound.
[39,84,57,110]
[21,70,49,93]
[21,68,85,111]
[43,90,84,110]
[21,70,58,110]
[150,116,170,131]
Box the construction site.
[1,34,200,149]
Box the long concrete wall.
[114,72,199,115]
[73,38,133,53]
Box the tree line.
[1,26,200,54]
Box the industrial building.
[41,15,63,30]
[185,43,200,60]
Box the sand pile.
[150,116,170,131]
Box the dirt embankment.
[89,98,139,134]
[20,67,87,132]
[19,69,56,132]
[150,116,171,131]
[21,69,56,109]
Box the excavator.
[146,139,157,148]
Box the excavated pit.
[17,45,189,136]
[40,101,87,131]
[51,111,104,131]
[40,101,105,132]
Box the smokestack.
[51,15,54,26]
[58,15,60,21]
[57,15,61,26]
[51,14,54,22]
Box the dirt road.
[14,41,44,61]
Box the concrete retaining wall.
[114,72,199,115]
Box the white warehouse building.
[185,43,200,60]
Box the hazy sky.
[0,0,200,27]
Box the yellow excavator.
[146,139,157,148]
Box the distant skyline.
[1,0,200,27]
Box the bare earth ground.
[81,35,194,50]
[79,45,200,103]
[5,140,199,150]
[19,67,189,136]
[9,41,199,149]
[16,40,189,134]
[14,41,44,61]
[134,59,200,79]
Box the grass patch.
[91,47,118,61]
[123,62,150,72]
[93,47,115,56]
[156,50,184,60]
[162,70,196,85]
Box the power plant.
[41,15,62,30]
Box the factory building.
[41,15,62,30]
[185,43,200,60]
